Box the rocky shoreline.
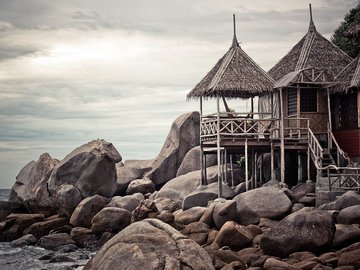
[1,111,360,269]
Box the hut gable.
[187,16,274,100]
[268,6,352,82]
[334,55,360,92]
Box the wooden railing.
[200,112,278,140]
[327,128,352,167]
[327,166,360,191]
[308,127,324,169]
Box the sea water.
[0,189,92,269]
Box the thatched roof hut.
[333,54,360,93]
[268,5,352,82]
[187,17,274,99]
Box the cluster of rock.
[1,111,360,269]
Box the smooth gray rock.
[291,181,315,202]
[91,207,131,233]
[48,139,121,198]
[56,184,82,217]
[212,221,253,251]
[84,219,214,270]
[10,234,37,247]
[234,186,292,225]
[126,178,155,195]
[156,165,220,208]
[337,204,360,224]
[174,207,207,225]
[153,197,179,213]
[0,201,26,222]
[9,153,59,215]
[260,207,335,257]
[319,190,360,211]
[332,224,360,247]
[176,146,217,177]
[145,112,200,186]
[37,233,76,250]
[70,194,109,228]
[107,193,144,212]
[115,163,144,195]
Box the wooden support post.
[200,97,204,186]
[260,153,263,183]
[251,148,255,189]
[230,154,234,188]
[251,97,254,119]
[307,145,311,180]
[224,149,227,183]
[298,151,302,183]
[254,152,258,188]
[271,141,275,180]
[245,139,249,191]
[327,89,332,131]
[216,95,222,198]
[271,93,274,119]
[280,87,285,183]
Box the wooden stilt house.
[187,15,275,197]
[188,6,360,201]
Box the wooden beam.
[216,95,222,198]
[230,154,234,188]
[280,87,285,183]
[245,139,249,191]
[200,97,204,186]
[327,89,332,130]
[254,152,258,188]
[298,151,302,183]
[271,141,275,180]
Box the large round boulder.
[145,112,200,187]
[200,199,238,230]
[176,146,217,177]
[115,162,149,195]
[70,194,109,228]
[155,165,220,208]
[84,219,214,270]
[107,193,144,212]
[9,153,59,215]
[319,190,360,211]
[126,179,155,195]
[234,186,292,225]
[337,204,360,224]
[260,207,335,257]
[91,207,131,233]
[48,139,121,199]
[56,184,82,217]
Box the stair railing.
[308,125,324,171]
[327,127,353,167]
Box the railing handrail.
[308,127,323,169]
[328,128,353,166]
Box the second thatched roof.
[268,6,352,83]
[332,54,360,93]
[187,24,274,99]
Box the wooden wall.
[334,128,360,158]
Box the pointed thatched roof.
[332,54,360,93]
[268,5,352,82]
[187,17,274,99]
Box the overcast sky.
[0,0,357,188]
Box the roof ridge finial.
[308,3,316,32]
[231,14,239,47]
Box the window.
[288,88,297,116]
[300,88,317,112]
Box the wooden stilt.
[230,154,234,188]
[254,152,258,188]
[224,149,227,183]
[204,152,208,185]
[260,153,263,183]
[327,89,332,130]
[307,145,311,180]
[216,95,222,198]
[245,139,249,191]
[279,87,285,183]
[251,97,254,119]
[251,148,255,189]
[298,151,302,183]
[200,97,204,186]
[271,141,275,180]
